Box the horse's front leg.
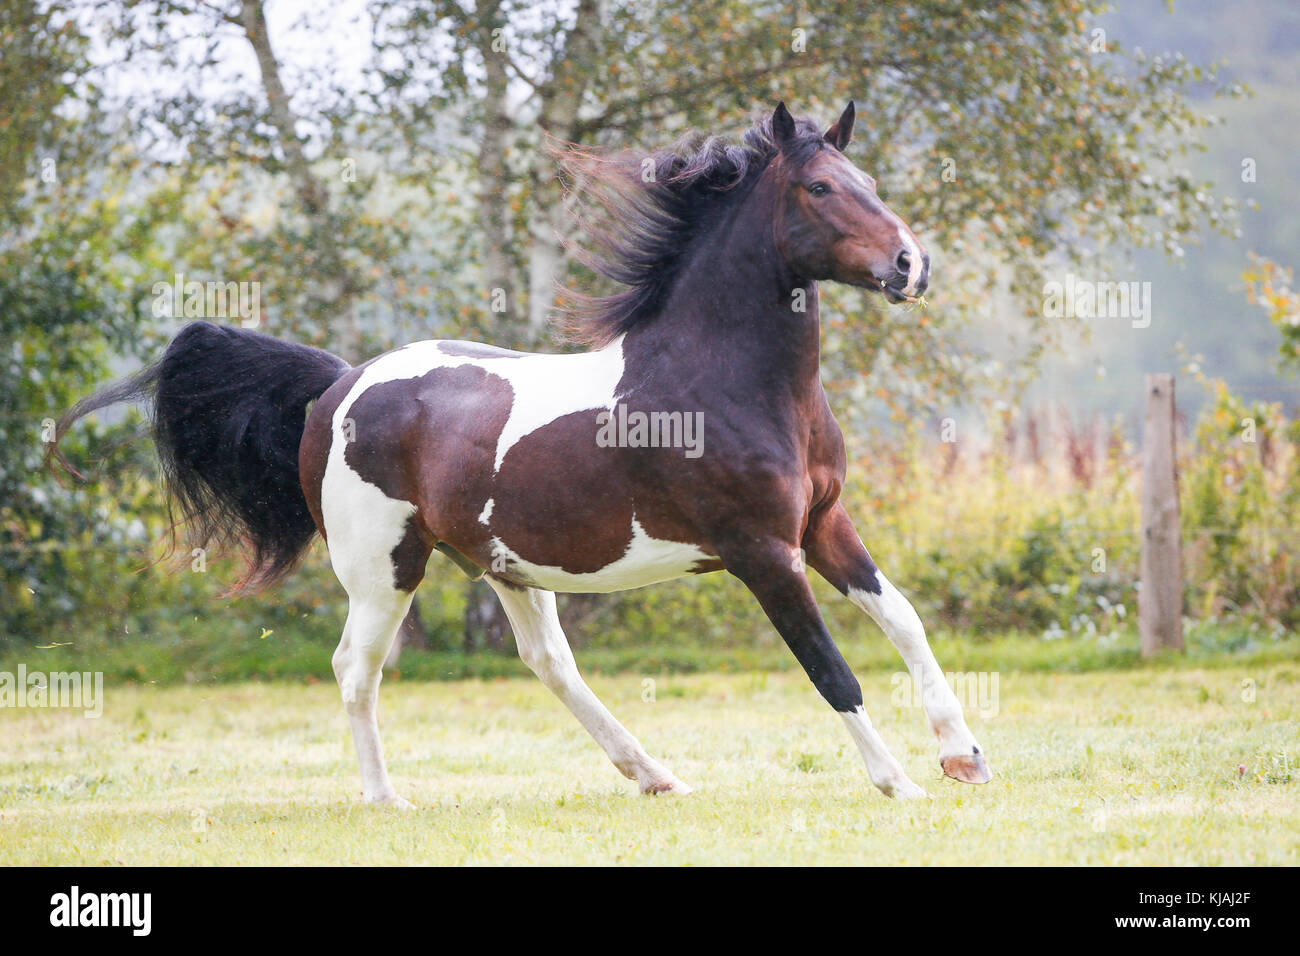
[805,502,993,785]
[723,539,926,799]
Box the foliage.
[1181,372,1300,627]
[0,1,165,638]
[376,0,1242,406]
[1243,254,1300,371]
[0,1,1280,654]
[7,373,1297,671]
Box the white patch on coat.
[320,334,657,592]
[329,336,626,475]
[321,433,417,599]
[490,517,712,593]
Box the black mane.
[558,111,829,346]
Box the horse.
[51,102,992,806]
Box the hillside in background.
[1013,0,1300,424]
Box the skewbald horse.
[53,102,992,805]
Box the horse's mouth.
[853,273,924,304]
[877,277,921,304]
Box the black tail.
[48,321,351,590]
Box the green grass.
[5,621,1299,686]
[1,663,1296,865]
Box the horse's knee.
[334,635,388,713]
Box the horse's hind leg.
[332,586,416,807]
[325,496,430,807]
[488,579,690,795]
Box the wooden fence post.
[1139,373,1184,655]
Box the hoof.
[940,750,993,785]
[367,792,416,810]
[881,778,929,800]
[641,777,693,796]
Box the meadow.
[4,377,1298,866]
[1,643,1295,866]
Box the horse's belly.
[490,518,718,593]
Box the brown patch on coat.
[337,363,515,578]
[485,407,714,578]
[391,514,434,591]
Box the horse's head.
[768,101,929,303]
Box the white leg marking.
[321,412,421,806]
[848,571,981,761]
[840,706,927,799]
[332,588,414,807]
[488,580,690,795]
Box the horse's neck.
[636,182,824,399]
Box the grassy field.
[1,660,1296,865]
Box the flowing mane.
[556,112,830,347]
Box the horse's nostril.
[896,250,911,275]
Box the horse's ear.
[824,101,855,151]
[772,102,797,149]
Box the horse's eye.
[808,182,831,197]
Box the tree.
[0,0,168,638]
[1244,255,1300,370]
[372,0,1236,403]
[19,0,1237,652]
[368,0,1237,647]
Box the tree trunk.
[475,0,520,333]
[455,0,607,653]
[526,199,567,334]
[525,0,605,338]
[238,0,362,360]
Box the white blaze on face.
[897,226,924,293]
